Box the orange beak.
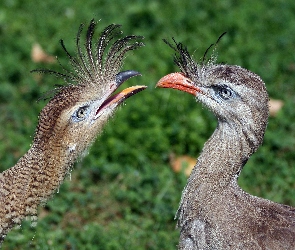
[96,85,147,115]
[156,72,201,95]
[107,85,147,105]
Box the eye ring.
[73,105,90,122]
[219,88,232,99]
[213,85,234,100]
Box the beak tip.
[156,72,181,88]
[116,70,142,86]
[156,72,199,96]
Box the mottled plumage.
[157,39,295,249]
[0,19,146,243]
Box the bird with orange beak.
[157,39,295,249]
[0,19,146,243]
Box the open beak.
[101,85,147,108]
[95,70,147,115]
[156,72,201,95]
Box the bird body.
[157,42,295,249]
[0,20,146,243]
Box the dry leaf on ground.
[269,98,284,117]
[31,43,56,63]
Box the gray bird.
[0,19,146,243]
[156,39,295,249]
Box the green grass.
[1,0,295,249]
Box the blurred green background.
[0,0,295,249]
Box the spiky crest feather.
[32,19,144,99]
[163,33,226,84]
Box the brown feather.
[0,20,145,243]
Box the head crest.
[32,19,145,99]
[163,32,226,81]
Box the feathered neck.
[176,120,259,227]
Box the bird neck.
[176,121,259,226]
[178,121,259,211]
[190,121,256,189]
[0,138,73,239]
[20,139,73,203]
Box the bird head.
[157,39,269,152]
[32,20,146,161]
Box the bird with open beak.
[0,19,146,243]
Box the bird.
[0,19,146,244]
[156,38,295,249]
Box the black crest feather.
[31,19,145,99]
[163,32,226,81]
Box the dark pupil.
[77,107,86,118]
[221,88,231,98]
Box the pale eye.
[219,88,232,99]
[213,85,234,100]
[73,105,90,122]
[77,107,87,118]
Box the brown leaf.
[269,98,284,117]
[169,153,196,177]
[31,43,56,63]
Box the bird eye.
[215,86,233,100]
[73,105,90,121]
[220,88,232,99]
